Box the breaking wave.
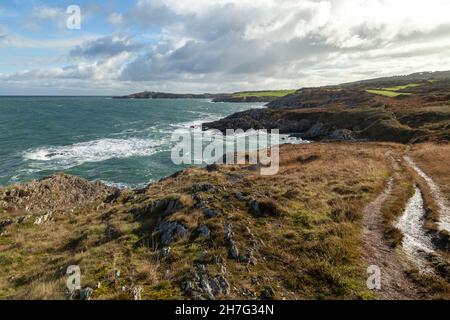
[23,137,170,170]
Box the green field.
[232,90,296,98]
[365,83,422,97]
[366,89,411,97]
[381,84,421,91]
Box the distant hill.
[114,90,296,103]
[206,71,450,143]
[341,70,450,87]
[113,91,220,100]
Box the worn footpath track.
[361,150,450,299]
[361,150,429,300]
[361,175,423,300]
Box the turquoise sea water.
[0,97,263,188]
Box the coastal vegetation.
[1,71,450,300]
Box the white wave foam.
[170,114,222,130]
[23,137,169,169]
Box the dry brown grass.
[405,143,450,299]
[409,143,450,202]
[0,142,405,300]
[407,143,450,240]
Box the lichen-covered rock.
[183,267,231,299]
[155,219,189,246]
[199,274,231,299]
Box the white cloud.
[107,12,123,26]
[3,0,450,94]
[22,5,66,31]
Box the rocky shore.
[205,85,450,143]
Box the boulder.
[155,219,189,246]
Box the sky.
[1,0,450,95]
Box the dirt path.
[396,185,435,273]
[361,175,423,300]
[404,156,450,233]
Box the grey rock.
[156,219,189,246]
[199,274,231,299]
[182,280,196,296]
[0,219,13,229]
[203,208,218,218]
[225,224,233,241]
[235,192,246,201]
[195,224,211,238]
[80,287,94,300]
[228,240,240,260]
[197,264,207,274]
[148,198,183,217]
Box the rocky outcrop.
[203,105,431,143]
[182,266,231,299]
[113,91,220,100]
[155,219,189,246]
[0,173,115,214]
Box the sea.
[0,97,303,189]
